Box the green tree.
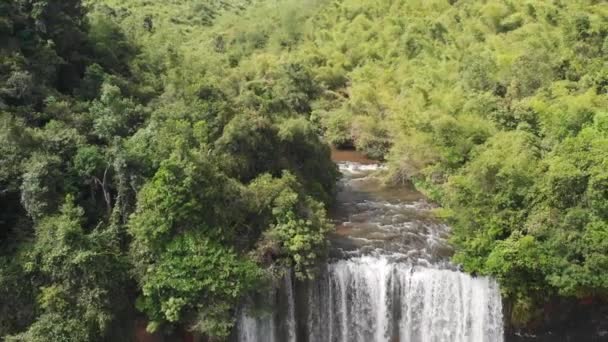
[8,196,129,341]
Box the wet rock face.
[505,298,608,342]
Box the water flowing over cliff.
[236,160,504,342]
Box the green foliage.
[127,150,332,336]
[0,256,35,336]
[8,196,130,341]
[0,113,33,191]
[90,82,145,141]
[269,188,331,279]
[3,0,605,336]
[6,314,90,342]
[1,0,338,339]
[220,0,608,325]
[20,153,63,220]
[139,0,606,327]
[136,231,261,337]
[248,172,332,280]
[128,152,243,262]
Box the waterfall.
[235,160,504,341]
[237,270,297,342]
[237,311,275,342]
[237,286,277,342]
[306,257,504,342]
[236,257,503,342]
[237,311,277,342]
[285,271,297,342]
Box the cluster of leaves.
[0,0,338,340]
[247,172,332,279]
[6,197,129,342]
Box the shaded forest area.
[1,0,607,340]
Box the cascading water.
[305,257,503,342]
[236,159,504,342]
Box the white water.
[285,271,297,342]
[304,257,503,342]
[237,311,275,342]
[236,162,504,341]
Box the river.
[234,152,505,342]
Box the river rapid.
[234,151,505,342]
